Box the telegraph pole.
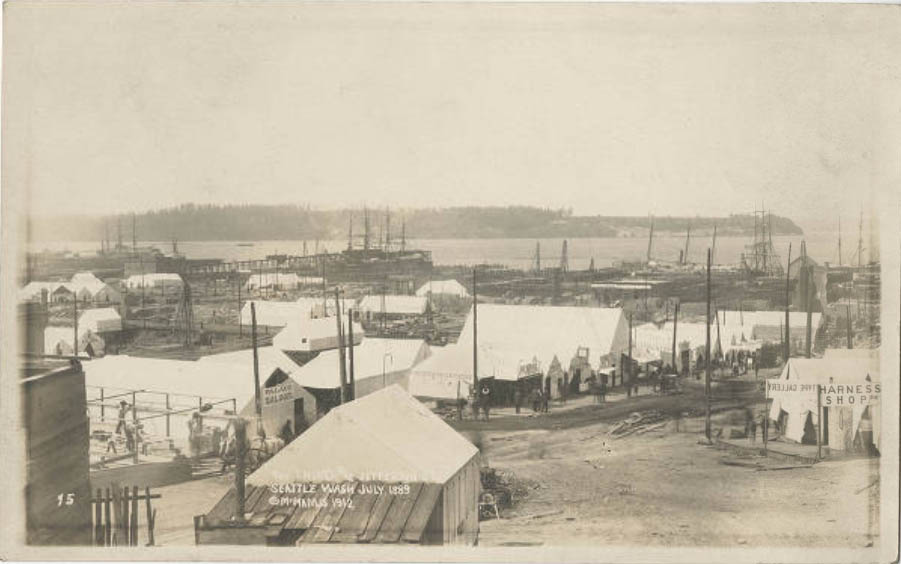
[627,312,633,398]
[73,296,79,356]
[237,275,243,337]
[335,288,348,404]
[472,267,478,389]
[671,301,679,375]
[705,248,712,442]
[784,243,792,361]
[347,308,355,401]
[251,303,263,436]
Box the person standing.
[514,385,522,414]
[278,419,295,444]
[115,400,129,435]
[480,385,491,422]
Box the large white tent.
[768,351,880,450]
[272,316,364,353]
[292,338,430,397]
[415,279,469,298]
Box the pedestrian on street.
[480,385,492,421]
[115,400,129,435]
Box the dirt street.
[477,416,879,548]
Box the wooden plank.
[104,488,112,546]
[285,492,331,532]
[111,486,122,546]
[307,497,349,543]
[94,488,102,546]
[357,489,396,543]
[374,483,423,544]
[121,486,130,546]
[145,487,155,546]
[131,485,139,546]
[331,489,381,543]
[401,484,442,543]
[297,493,339,544]
[244,486,268,515]
[207,488,238,522]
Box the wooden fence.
[91,484,160,546]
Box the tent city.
[19,206,883,549]
[5,3,895,559]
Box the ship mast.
[363,207,371,251]
[682,221,691,265]
[646,215,654,262]
[347,212,354,251]
[838,216,842,267]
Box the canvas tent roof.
[359,295,428,315]
[415,279,469,298]
[768,354,880,445]
[247,385,478,485]
[408,341,534,399]
[292,338,429,389]
[78,307,122,332]
[719,310,822,333]
[197,345,301,379]
[272,316,364,352]
[457,304,628,369]
[240,300,308,327]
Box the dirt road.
[478,415,879,548]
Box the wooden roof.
[203,482,443,544]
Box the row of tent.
[43,307,123,356]
[20,272,187,304]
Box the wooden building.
[195,386,481,546]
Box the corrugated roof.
[247,385,478,485]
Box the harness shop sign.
[264,383,293,406]
[821,382,880,407]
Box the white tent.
[79,307,122,334]
[44,326,104,356]
[292,338,430,397]
[457,304,629,370]
[768,353,880,450]
[294,296,356,319]
[245,385,481,545]
[416,279,469,298]
[240,300,308,327]
[359,295,428,317]
[19,281,56,303]
[408,342,530,400]
[124,273,184,290]
[719,310,822,344]
[243,272,308,292]
[272,316,364,353]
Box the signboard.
[821,382,880,407]
[264,383,293,406]
[766,380,880,407]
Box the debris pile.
[608,411,668,439]
[479,466,535,519]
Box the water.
[29,232,850,271]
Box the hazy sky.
[4,2,898,232]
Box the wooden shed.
[195,385,481,546]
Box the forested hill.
[30,205,803,242]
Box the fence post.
[145,486,155,546]
[166,394,171,438]
[104,487,112,546]
[131,485,139,546]
[94,488,102,545]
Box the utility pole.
[132,213,137,255]
[646,215,654,262]
[627,312,633,398]
[73,296,79,356]
[711,224,717,265]
[251,303,263,436]
[705,248,712,442]
[335,288,348,404]
[472,267,479,389]
[233,417,247,521]
[838,217,843,267]
[347,308,355,401]
[237,275,243,337]
[784,243,792,361]
[347,212,353,251]
[806,262,813,358]
[683,222,692,265]
[671,301,679,375]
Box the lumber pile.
[607,411,667,439]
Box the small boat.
[236,242,255,247]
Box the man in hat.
[115,400,129,435]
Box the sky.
[3,2,899,234]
